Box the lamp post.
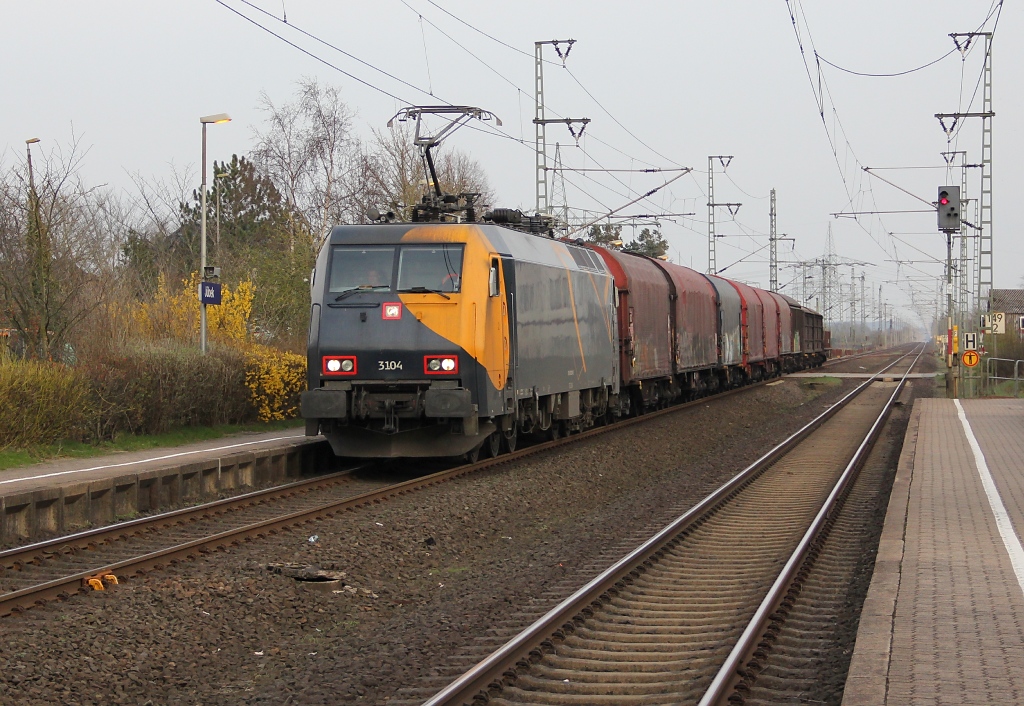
[25,137,41,246]
[25,138,40,194]
[199,113,231,354]
[25,138,43,356]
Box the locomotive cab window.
[328,246,395,293]
[489,258,500,297]
[398,244,465,294]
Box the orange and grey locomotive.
[301,222,619,458]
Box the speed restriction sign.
[962,350,980,368]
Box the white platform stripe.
[954,399,1024,595]
[0,433,305,487]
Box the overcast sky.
[2,1,1017,332]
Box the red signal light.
[939,195,950,205]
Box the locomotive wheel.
[548,422,562,441]
[483,432,501,458]
[464,442,482,464]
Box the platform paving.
[0,427,338,544]
[843,398,1024,705]
[0,427,308,496]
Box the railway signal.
[937,186,960,232]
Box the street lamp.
[199,113,231,354]
[25,138,40,193]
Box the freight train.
[300,215,826,460]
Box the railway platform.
[0,428,334,546]
[843,398,1024,704]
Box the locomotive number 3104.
[378,360,403,371]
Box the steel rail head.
[697,343,926,706]
[421,348,919,706]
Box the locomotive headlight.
[424,355,458,374]
[323,355,357,375]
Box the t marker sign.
[199,282,222,305]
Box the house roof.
[989,289,1024,313]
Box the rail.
[698,342,925,704]
[420,348,918,706]
[0,367,795,618]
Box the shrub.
[245,345,307,422]
[0,352,92,448]
[83,343,253,439]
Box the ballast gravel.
[0,365,920,705]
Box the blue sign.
[199,282,222,305]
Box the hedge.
[0,343,307,449]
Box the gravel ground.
[0,364,915,706]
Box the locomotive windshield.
[397,244,464,293]
[328,246,395,292]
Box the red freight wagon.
[754,289,781,360]
[727,280,766,364]
[768,292,794,356]
[651,260,719,372]
[591,248,673,386]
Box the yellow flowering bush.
[130,273,254,346]
[123,274,308,424]
[244,345,307,421]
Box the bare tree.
[358,121,495,221]
[0,136,122,359]
[253,81,495,237]
[251,78,359,248]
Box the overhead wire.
[222,0,819,279]
[401,0,786,249]
[783,0,1005,314]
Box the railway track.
[0,363,830,619]
[406,345,924,706]
[0,347,913,622]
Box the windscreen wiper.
[398,286,450,300]
[334,285,387,301]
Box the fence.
[985,357,1024,397]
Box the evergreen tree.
[585,223,623,246]
[174,154,315,348]
[623,227,669,258]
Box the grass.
[985,379,1024,398]
[0,418,304,471]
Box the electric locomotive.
[300,218,618,458]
